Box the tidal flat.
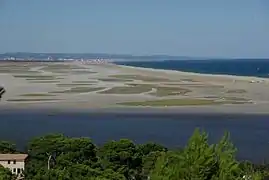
[0,61,269,113]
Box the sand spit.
[0,61,269,114]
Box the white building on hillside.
[0,154,28,175]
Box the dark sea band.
[115,59,269,78]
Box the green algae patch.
[150,86,191,97]
[14,75,58,80]
[109,74,174,82]
[56,83,94,87]
[51,87,105,94]
[29,80,60,83]
[99,85,153,94]
[7,98,60,102]
[98,78,133,82]
[118,99,221,106]
[226,89,247,94]
[20,93,56,97]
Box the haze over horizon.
[0,0,268,58]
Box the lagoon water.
[1,110,269,163]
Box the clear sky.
[0,0,268,58]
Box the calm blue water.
[116,59,269,78]
[1,110,269,163]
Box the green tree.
[149,128,264,180]
[98,139,137,178]
[137,142,167,156]
[136,143,167,179]
[1,130,266,180]
[0,166,14,180]
[150,129,218,180]
[212,132,241,180]
[141,151,164,179]
[0,141,16,153]
[31,165,124,180]
[25,134,98,179]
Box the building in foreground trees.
[0,154,28,176]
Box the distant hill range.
[0,52,199,61]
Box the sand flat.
[0,61,269,113]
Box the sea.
[1,59,269,163]
[115,59,269,78]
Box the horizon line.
[1,52,269,59]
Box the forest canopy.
[0,129,269,180]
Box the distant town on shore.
[0,52,196,62]
[1,52,268,64]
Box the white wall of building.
[0,160,25,174]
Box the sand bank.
[0,61,269,114]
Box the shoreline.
[1,103,269,115]
[116,64,269,82]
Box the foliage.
[0,166,14,180]
[0,129,269,180]
[0,141,17,153]
[150,129,264,180]
[25,134,98,180]
[97,139,166,179]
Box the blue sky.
[0,0,268,58]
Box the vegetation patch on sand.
[13,75,58,80]
[118,99,221,106]
[224,101,252,104]
[180,78,200,82]
[203,96,251,103]
[99,85,153,94]
[28,80,61,83]
[42,64,88,70]
[56,83,94,87]
[20,93,56,97]
[118,98,251,106]
[126,84,191,97]
[126,83,155,86]
[222,96,250,101]
[51,87,105,94]
[163,83,223,88]
[7,98,61,102]
[72,70,97,74]
[163,83,194,86]
[42,70,71,74]
[204,95,220,99]
[226,89,247,94]
[98,78,134,82]
[110,74,175,82]
[26,77,61,81]
[0,64,39,74]
[72,80,97,83]
[40,64,90,74]
[150,86,191,97]
[0,62,44,67]
[0,70,40,74]
[184,84,224,89]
